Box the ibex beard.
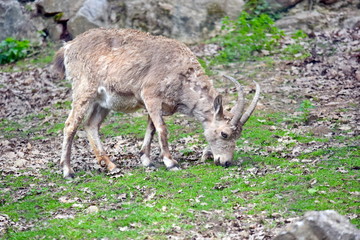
[54,28,260,179]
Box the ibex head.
[203,76,260,167]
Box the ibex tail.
[53,47,65,79]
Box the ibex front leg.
[144,100,180,170]
[84,104,116,172]
[201,145,213,162]
[139,116,156,168]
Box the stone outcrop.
[9,0,244,43]
[67,0,109,38]
[275,10,326,33]
[1,0,358,43]
[320,0,341,4]
[265,0,304,11]
[275,210,360,240]
[0,0,38,41]
[275,0,360,33]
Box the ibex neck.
[178,75,217,124]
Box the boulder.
[274,210,360,240]
[109,0,245,43]
[342,15,360,29]
[320,0,340,4]
[275,10,326,33]
[85,206,99,214]
[35,0,84,19]
[68,0,109,36]
[265,0,304,11]
[31,0,245,43]
[0,0,38,41]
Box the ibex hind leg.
[84,104,116,172]
[139,116,156,168]
[60,99,92,179]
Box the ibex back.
[54,28,260,179]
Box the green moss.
[207,3,225,17]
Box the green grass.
[100,114,147,139]
[100,113,203,143]
[0,44,55,72]
[1,151,359,239]
[1,82,359,238]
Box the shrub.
[244,0,281,20]
[207,12,310,65]
[213,11,285,63]
[0,37,31,64]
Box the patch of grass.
[30,49,55,66]
[2,107,359,238]
[100,113,203,143]
[0,119,22,132]
[198,13,310,72]
[0,119,23,138]
[47,123,65,135]
[53,100,72,110]
[1,113,63,139]
[1,152,359,239]
[24,113,47,121]
[101,114,147,139]
[281,99,316,126]
[212,11,285,63]
[0,43,55,72]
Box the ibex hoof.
[167,164,181,171]
[107,162,117,172]
[201,152,213,162]
[64,172,75,180]
[63,167,75,179]
[146,163,157,169]
[109,167,121,173]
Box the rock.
[109,0,245,43]
[35,0,84,19]
[0,0,38,41]
[54,214,74,219]
[68,0,109,36]
[310,125,331,136]
[266,0,304,11]
[72,203,85,208]
[274,210,360,240]
[320,0,340,4]
[20,0,244,43]
[85,206,99,214]
[342,15,360,29]
[275,10,326,33]
[356,70,360,82]
[68,15,101,37]
[14,159,27,167]
[3,151,16,159]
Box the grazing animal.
[54,28,260,179]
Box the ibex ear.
[213,95,224,120]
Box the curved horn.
[223,75,245,126]
[239,81,260,126]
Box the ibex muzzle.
[54,28,260,178]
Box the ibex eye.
[221,132,228,139]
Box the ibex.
[54,28,260,179]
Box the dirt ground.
[1,8,359,238]
[1,24,359,172]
